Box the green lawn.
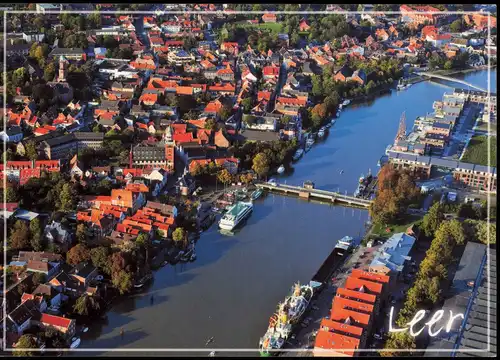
[461,135,497,167]
[370,215,422,240]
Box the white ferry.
[218,201,253,231]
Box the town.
[0,3,496,357]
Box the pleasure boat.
[334,236,354,256]
[342,99,351,106]
[336,110,341,117]
[218,201,253,231]
[317,129,325,139]
[251,188,263,200]
[292,149,304,161]
[70,337,81,349]
[330,118,336,125]
[277,165,285,174]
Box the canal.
[78,69,495,356]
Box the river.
[78,69,495,356]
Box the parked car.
[373,334,382,340]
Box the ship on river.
[259,282,313,356]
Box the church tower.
[58,55,68,82]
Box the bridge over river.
[256,182,373,208]
[418,72,487,92]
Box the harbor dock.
[255,183,373,209]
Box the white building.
[36,3,61,14]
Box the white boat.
[218,201,253,231]
[317,130,325,138]
[277,165,285,174]
[336,111,341,117]
[259,283,314,356]
[70,338,81,349]
[208,351,216,357]
[292,149,304,161]
[325,123,332,128]
[330,118,336,125]
[342,99,351,106]
[334,236,354,255]
[82,327,89,333]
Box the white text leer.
[388,306,464,337]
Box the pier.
[255,183,373,208]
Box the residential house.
[26,260,60,279]
[111,188,145,213]
[69,263,98,288]
[334,65,354,82]
[32,284,63,310]
[7,300,40,335]
[262,13,277,23]
[369,232,416,278]
[36,313,76,339]
[44,222,71,252]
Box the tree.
[73,294,100,316]
[25,140,38,160]
[311,103,328,127]
[43,61,56,82]
[217,168,233,185]
[13,334,38,357]
[475,221,496,245]
[29,218,43,251]
[90,246,111,274]
[421,202,445,237]
[76,223,87,244]
[5,186,19,202]
[240,172,254,185]
[9,220,30,250]
[218,105,232,121]
[370,165,420,225]
[66,244,91,265]
[136,233,149,248]
[252,152,270,178]
[380,332,416,357]
[109,252,127,275]
[204,118,217,131]
[112,270,133,295]
[450,19,463,33]
[32,272,46,287]
[59,183,75,211]
[241,97,253,113]
[190,162,204,177]
[172,227,185,243]
[444,60,453,70]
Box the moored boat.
[251,188,263,200]
[342,99,351,106]
[70,338,81,349]
[334,236,354,256]
[292,148,304,161]
[218,201,253,231]
[317,130,325,138]
[259,282,314,356]
[277,165,285,174]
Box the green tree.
[25,140,39,160]
[66,244,91,265]
[29,218,43,251]
[252,152,270,178]
[5,186,19,202]
[43,61,56,82]
[90,246,111,274]
[381,332,416,357]
[136,233,149,248]
[475,221,496,245]
[444,60,453,70]
[13,334,38,357]
[190,162,204,177]
[112,270,133,295]
[241,97,253,113]
[218,105,232,121]
[421,202,445,237]
[217,168,233,185]
[32,272,46,287]
[59,183,75,211]
[172,227,185,243]
[73,294,100,316]
[9,220,30,250]
[204,118,217,131]
[76,223,87,244]
[450,19,463,33]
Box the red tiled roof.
[263,66,279,77]
[173,132,195,144]
[171,123,187,134]
[40,313,72,329]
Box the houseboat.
[218,201,253,231]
